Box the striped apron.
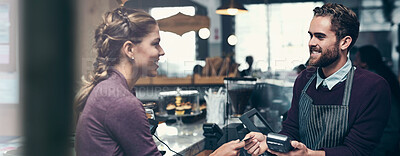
[298,67,354,150]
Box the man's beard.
[308,44,340,67]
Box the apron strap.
[302,74,316,93]
[342,67,355,106]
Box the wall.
[75,0,119,80]
[192,0,223,57]
[0,103,20,136]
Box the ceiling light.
[227,35,238,45]
[216,0,248,16]
[199,28,210,39]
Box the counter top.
[154,119,206,156]
[0,120,207,156]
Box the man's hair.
[313,3,360,51]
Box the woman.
[74,7,244,156]
[74,7,164,156]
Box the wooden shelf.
[152,76,192,85]
[193,75,224,85]
[135,75,227,86]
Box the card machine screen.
[239,108,274,134]
[240,109,294,153]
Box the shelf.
[193,75,224,85]
[152,76,192,85]
[135,75,227,86]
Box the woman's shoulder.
[85,77,136,109]
[103,93,144,122]
[92,76,132,97]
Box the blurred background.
[0,0,399,155]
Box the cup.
[205,87,226,126]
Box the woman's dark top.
[75,69,161,156]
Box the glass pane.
[235,2,323,72]
[151,7,197,77]
[0,45,9,64]
[0,4,9,44]
[0,3,10,65]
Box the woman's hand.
[210,139,245,156]
[243,132,268,156]
[267,140,325,156]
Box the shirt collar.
[316,58,352,90]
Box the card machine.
[240,108,294,153]
[239,108,274,134]
[267,133,294,153]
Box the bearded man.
[244,3,391,156]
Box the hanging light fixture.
[216,0,248,16]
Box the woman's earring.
[131,56,135,60]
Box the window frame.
[0,0,17,72]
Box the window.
[235,2,323,72]
[151,6,203,77]
[0,0,18,104]
[0,0,16,71]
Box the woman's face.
[133,25,165,77]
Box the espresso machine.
[224,77,257,119]
[222,78,257,145]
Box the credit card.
[242,136,254,142]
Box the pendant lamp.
[216,0,248,16]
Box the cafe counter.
[0,119,208,156]
[153,119,207,156]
